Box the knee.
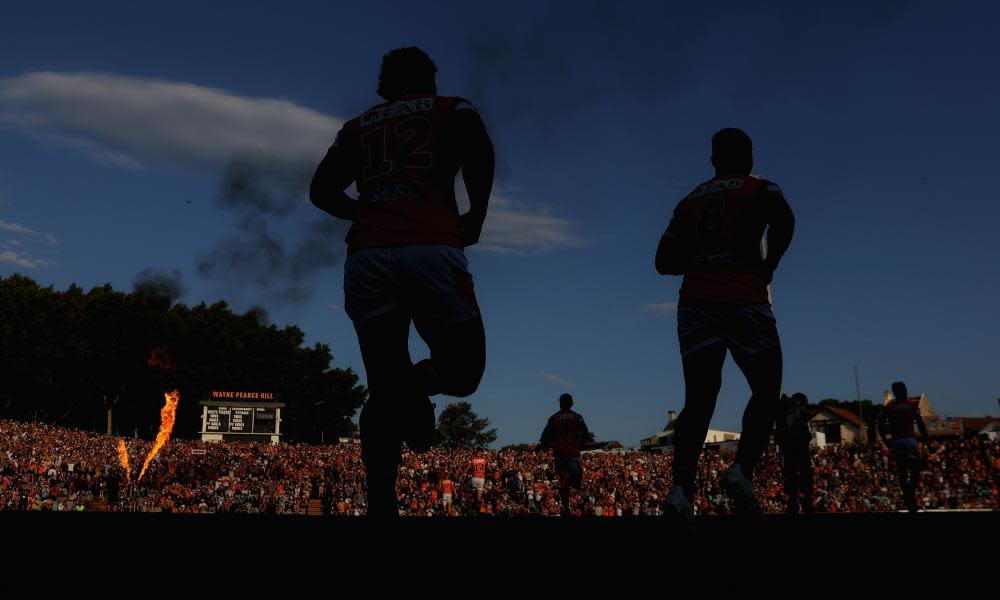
[437,350,485,397]
[447,367,484,397]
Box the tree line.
[0,274,366,443]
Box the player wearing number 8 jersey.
[655,128,795,525]
[310,47,495,518]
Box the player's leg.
[897,462,912,511]
[904,442,921,511]
[412,317,486,398]
[355,307,412,517]
[344,248,411,518]
[798,450,814,513]
[781,448,799,515]
[405,246,486,399]
[730,344,783,481]
[672,342,727,501]
[908,459,922,511]
[722,304,782,517]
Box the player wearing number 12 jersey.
[310,47,495,518]
[655,128,795,525]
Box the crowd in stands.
[2,419,997,516]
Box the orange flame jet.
[137,390,180,482]
[117,438,132,483]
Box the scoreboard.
[204,406,278,434]
[201,391,283,443]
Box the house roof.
[959,417,996,433]
[819,406,864,427]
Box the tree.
[434,401,497,449]
[0,274,367,442]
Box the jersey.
[330,94,484,252]
[471,457,487,480]
[882,398,921,440]
[441,479,455,496]
[667,174,788,305]
[541,409,589,459]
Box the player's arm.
[310,129,362,221]
[578,418,591,446]
[540,421,554,450]
[915,411,930,444]
[877,411,890,445]
[452,101,495,247]
[655,205,691,276]
[760,183,795,283]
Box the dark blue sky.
[1,1,997,445]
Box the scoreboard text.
[205,406,277,434]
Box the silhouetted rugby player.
[655,128,795,523]
[775,392,814,515]
[311,47,495,517]
[540,393,590,515]
[878,381,930,512]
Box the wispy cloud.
[643,302,678,314]
[456,188,584,254]
[0,72,342,173]
[0,218,59,268]
[0,250,51,269]
[0,219,40,236]
[541,371,575,388]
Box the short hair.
[559,393,573,410]
[377,46,437,101]
[791,392,808,406]
[891,381,908,402]
[711,128,753,173]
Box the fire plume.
[147,346,176,372]
[117,438,132,483]
[137,390,180,482]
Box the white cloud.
[0,250,51,269]
[477,196,584,254]
[456,187,584,254]
[0,71,584,255]
[643,302,678,314]
[0,219,39,236]
[0,219,59,260]
[541,371,575,388]
[0,72,342,171]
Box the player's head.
[377,46,437,101]
[711,128,753,175]
[559,393,573,410]
[891,381,908,403]
[791,392,808,408]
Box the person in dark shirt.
[878,381,930,512]
[775,393,814,515]
[540,393,591,515]
[655,128,795,524]
[310,47,495,517]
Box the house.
[809,406,865,446]
[640,411,740,452]
[583,441,626,453]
